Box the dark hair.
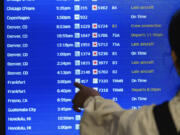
[169,10,180,65]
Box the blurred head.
[169,10,180,75]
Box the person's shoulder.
[169,92,180,107]
[169,91,180,132]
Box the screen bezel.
[0,0,5,134]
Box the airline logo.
[74,14,80,20]
[92,42,98,47]
[92,60,98,65]
[93,51,98,56]
[74,5,80,11]
[92,5,97,11]
[93,69,98,75]
[93,78,98,84]
[92,33,97,38]
[92,23,97,29]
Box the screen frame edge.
[0,0,5,134]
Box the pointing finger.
[74,82,84,89]
[73,105,81,112]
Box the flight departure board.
[4,0,180,134]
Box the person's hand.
[72,82,100,112]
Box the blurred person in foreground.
[72,10,180,135]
